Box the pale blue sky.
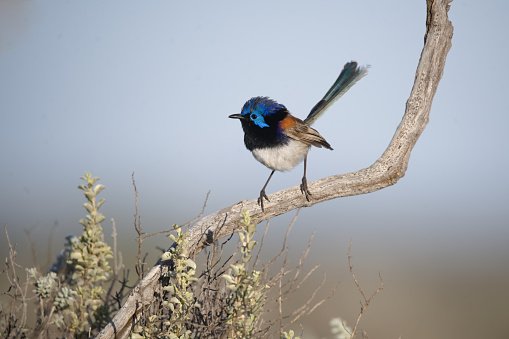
[1,1,508,338]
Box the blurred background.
[1,1,508,338]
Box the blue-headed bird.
[229,61,368,211]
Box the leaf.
[222,274,235,284]
[84,191,95,201]
[247,240,257,251]
[82,203,94,213]
[96,198,106,209]
[70,251,82,260]
[230,264,240,276]
[242,253,252,263]
[93,184,105,194]
[186,259,196,270]
[163,285,175,293]
[95,213,106,224]
[247,222,256,235]
[161,251,172,261]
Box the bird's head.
[229,97,287,129]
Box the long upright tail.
[304,61,369,125]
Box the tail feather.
[304,61,369,125]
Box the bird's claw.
[258,190,270,212]
[300,177,312,202]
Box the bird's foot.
[258,189,270,212]
[300,177,312,202]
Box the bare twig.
[262,209,300,272]
[132,172,144,280]
[111,218,120,276]
[141,191,210,241]
[23,223,39,269]
[104,218,122,304]
[347,238,384,339]
[4,224,30,333]
[253,219,271,270]
[45,221,59,269]
[261,223,340,337]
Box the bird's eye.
[250,114,258,120]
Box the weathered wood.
[96,1,453,337]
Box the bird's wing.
[304,61,369,125]
[283,121,333,150]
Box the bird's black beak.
[229,113,245,120]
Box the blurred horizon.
[1,1,509,338]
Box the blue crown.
[241,97,286,128]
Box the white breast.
[251,139,311,172]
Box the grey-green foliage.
[1,174,327,338]
[67,173,113,334]
[133,224,199,338]
[133,211,272,338]
[281,329,301,339]
[32,271,57,299]
[222,210,269,338]
[29,173,114,337]
[162,225,199,338]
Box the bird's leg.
[300,154,312,201]
[258,170,275,211]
